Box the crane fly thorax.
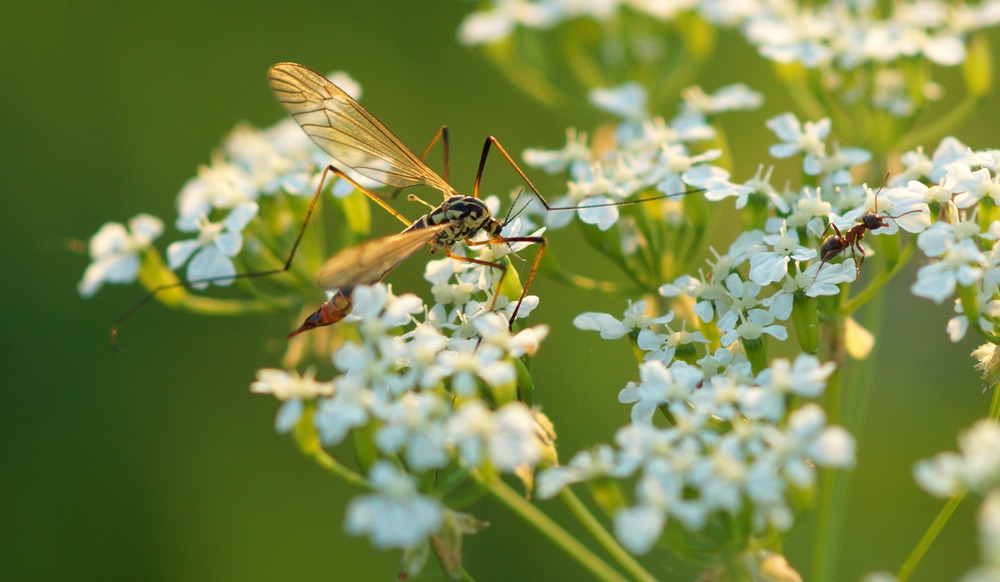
[408,196,499,253]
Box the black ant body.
[810,188,922,285]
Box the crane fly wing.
[268,62,453,194]
[315,223,451,291]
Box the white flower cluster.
[538,353,854,554]
[533,101,933,358]
[460,0,1000,117]
[78,73,363,297]
[880,137,1000,342]
[521,83,760,232]
[914,419,1000,580]
[460,0,1000,63]
[252,283,552,551]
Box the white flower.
[748,223,816,286]
[537,445,616,499]
[767,113,829,173]
[176,160,257,224]
[374,392,449,471]
[251,368,333,400]
[914,450,966,497]
[613,503,666,555]
[680,83,763,115]
[797,261,857,297]
[914,419,1000,499]
[456,0,559,45]
[166,202,258,289]
[637,321,709,364]
[314,375,377,446]
[756,355,836,399]
[345,462,443,550]
[952,167,1000,208]
[351,285,424,338]
[720,308,788,347]
[78,213,163,297]
[911,239,988,303]
[445,401,543,471]
[523,128,591,175]
[918,202,984,257]
[619,360,704,424]
[590,83,648,121]
[437,339,516,397]
[574,300,673,339]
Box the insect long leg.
[464,234,548,327]
[418,126,450,183]
[328,165,413,228]
[111,164,338,347]
[390,127,451,201]
[473,136,702,209]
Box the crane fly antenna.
[472,134,703,210]
[503,188,529,226]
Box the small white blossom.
[167,202,259,289]
[314,375,377,446]
[374,392,449,471]
[78,214,164,297]
[574,300,673,339]
[345,462,443,550]
[445,401,544,471]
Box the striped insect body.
[109,62,698,346]
[409,196,502,254]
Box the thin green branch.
[473,472,629,582]
[306,446,371,489]
[896,490,967,582]
[559,488,658,582]
[842,242,916,314]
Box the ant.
[809,184,923,286]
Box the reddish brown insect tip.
[286,290,354,340]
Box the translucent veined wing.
[315,223,451,291]
[268,62,453,194]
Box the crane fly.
[111,62,697,345]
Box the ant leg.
[854,241,867,277]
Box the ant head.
[861,213,889,230]
[865,173,924,225]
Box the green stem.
[307,447,370,489]
[896,93,982,154]
[898,358,1000,579]
[559,488,658,582]
[474,472,629,582]
[896,490,967,582]
[842,242,915,314]
[174,295,294,316]
[811,293,847,582]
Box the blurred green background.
[4,1,1000,580]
